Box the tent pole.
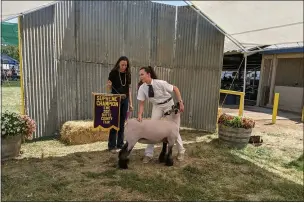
[242,53,248,111]
[243,53,247,93]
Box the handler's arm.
[129,87,133,109]
[138,100,144,116]
[173,86,184,112]
[137,100,145,122]
[173,86,183,103]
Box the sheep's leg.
[165,144,174,166]
[158,142,167,163]
[118,142,134,169]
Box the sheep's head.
[164,102,181,116]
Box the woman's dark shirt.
[108,70,131,97]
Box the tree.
[1,45,19,60]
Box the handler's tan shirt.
[137,79,173,105]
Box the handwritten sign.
[93,93,121,131]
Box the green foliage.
[218,113,255,129]
[1,45,19,60]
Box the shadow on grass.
[1,139,303,202]
[283,154,304,172]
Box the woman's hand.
[107,80,112,87]
[129,104,134,112]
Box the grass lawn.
[1,80,303,201]
[1,80,21,113]
[2,139,304,202]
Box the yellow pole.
[18,16,25,115]
[301,106,304,122]
[272,93,280,124]
[239,93,244,116]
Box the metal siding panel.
[172,6,224,131]
[21,2,225,138]
[125,1,151,67]
[151,4,176,67]
[76,1,124,64]
[22,5,57,139]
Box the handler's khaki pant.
[145,100,185,157]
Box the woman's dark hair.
[137,66,158,89]
[112,56,131,83]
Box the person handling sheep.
[137,66,185,163]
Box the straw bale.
[60,117,167,145]
[60,120,109,145]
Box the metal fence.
[21,1,225,139]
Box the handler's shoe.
[143,156,153,163]
[177,153,184,161]
[110,149,119,153]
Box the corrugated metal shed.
[20,1,225,139]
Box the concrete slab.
[221,105,302,121]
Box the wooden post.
[272,93,280,124]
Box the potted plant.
[217,113,255,149]
[1,111,36,160]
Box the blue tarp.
[262,47,304,55]
[1,53,19,65]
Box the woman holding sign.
[107,56,133,153]
[137,66,185,163]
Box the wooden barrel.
[1,135,22,161]
[218,124,252,149]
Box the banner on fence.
[92,93,123,131]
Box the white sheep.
[118,103,181,169]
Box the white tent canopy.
[2,1,303,53]
[188,1,304,52]
[1,1,57,22]
[187,1,303,106]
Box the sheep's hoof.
[159,154,166,163]
[118,159,129,169]
[165,159,174,166]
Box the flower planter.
[218,124,252,149]
[1,135,22,161]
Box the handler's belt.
[157,97,172,105]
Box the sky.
[5,1,188,24]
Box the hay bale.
[60,117,167,145]
[60,120,109,145]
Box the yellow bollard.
[238,93,244,116]
[302,106,304,122]
[272,93,280,124]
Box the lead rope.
[220,57,245,108]
[106,82,131,121]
